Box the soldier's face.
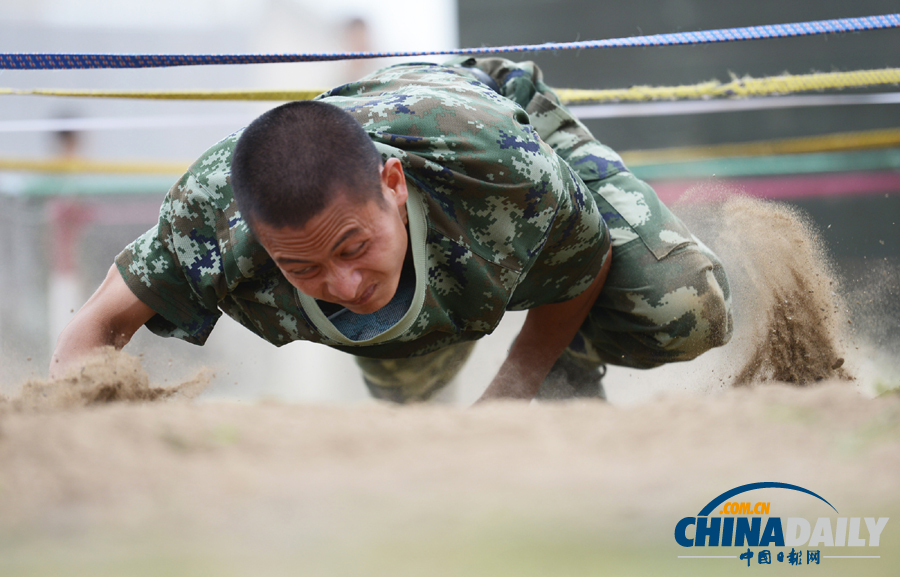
[254,159,410,315]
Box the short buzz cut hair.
[230,100,384,231]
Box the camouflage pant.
[358,58,733,402]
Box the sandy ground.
[1,194,898,576]
[0,379,898,576]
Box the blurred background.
[0,0,897,402]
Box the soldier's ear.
[380,158,408,208]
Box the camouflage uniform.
[468,59,733,358]
[363,58,733,401]
[116,58,732,403]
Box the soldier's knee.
[653,264,733,361]
[355,341,477,404]
[707,271,733,348]
[700,249,733,349]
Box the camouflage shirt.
[116,63,610,359]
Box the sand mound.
[0,347,211,413]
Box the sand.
[2,347,211,412]
[1,379,898,576]
[675,192,851,387]
[1,193,898,576]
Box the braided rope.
[1,14,898,70]
[0,158,188,175]
[557,68,900,103]
[620,127,900,164]
[0,88,325,101]
[5,127,900,175]
[3,68,899,104]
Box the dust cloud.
[675,190,851,387]
[0,347,211,413]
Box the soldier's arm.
[49,264,156,379]
[476,245,612,403]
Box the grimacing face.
[253,158,410,315]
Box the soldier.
[50,58,733,403]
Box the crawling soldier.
[50,58,733,403]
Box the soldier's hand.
[50,264,155,379]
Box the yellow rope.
[619,127,900,165]
[4,127,900,175]
[556,67,900,104]
[0,88,324,101]
[0,158,188,175]
[1,68,899,104]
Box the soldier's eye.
[342,241,366,258]
[291,266,318,278]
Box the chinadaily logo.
[674,482,889,567]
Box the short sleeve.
[115,172,227,345]
[507,163,610,310]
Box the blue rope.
[2,14,898,70]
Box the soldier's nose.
[327,267,362,302]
